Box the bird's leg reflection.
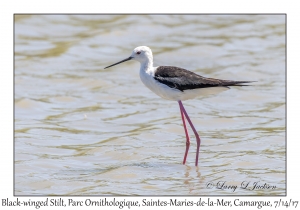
[184,165,192,178]
[183,165,201,193]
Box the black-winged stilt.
[104,46,253,166]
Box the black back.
[154,66,253,92]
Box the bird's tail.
[221,80,255,87]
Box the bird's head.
[130,46,153,62]
[104,46,153,69]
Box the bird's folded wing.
[154,66,252,92]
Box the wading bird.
[104,46,252,166]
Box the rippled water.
[15,15,285,195]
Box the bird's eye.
[136,51,141,55]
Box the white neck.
[139,57,154,75]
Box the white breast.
[139,67,183,101]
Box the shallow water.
[15,14,285,195]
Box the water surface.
[15,14,285,195]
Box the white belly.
[139,69,228,101]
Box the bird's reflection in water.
[183,165,202,194]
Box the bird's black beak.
[104,56,133,69]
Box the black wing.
[154,66,253,92]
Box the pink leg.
[178,100,201,166]
[179,102,190,164]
